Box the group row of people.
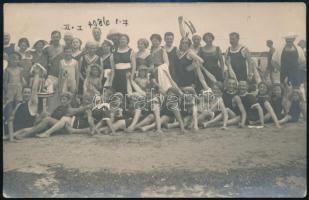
[3,17,307,140]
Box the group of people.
[3,16,307,141]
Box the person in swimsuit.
[173,37,209,92]
[58,47,79,95]
[63,32,73,49]
[238,81,264,127]
[17,37,33,86]
[78,41,101,96]
[72,37,83,61]
[265,40,278,84]
[136,38,152,73]
[4,32,16,58]
[225,32,255,82]
[199,33,224,85]
[101,39,115,88]
[31,40,49,72]
[112,34,136,95]
[163,32,177,80]
[83,63,103,96]
[256,82,281,128]
[191,34,202,54]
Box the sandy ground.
[3,122,307,197]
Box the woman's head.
[150,34,162,48]
[192,34,201,46]
[72,38,82,50]
[59,92,72,106]
[137,38,149,51]
[164,32,174,47]
[18,38,30,51]
[119,34,130,47]
[179,37,192,51]
[101,40,114,54]
[238,81,248,95]
[33,40,47,51]
[203,32,215,45]
[258,82,269,95]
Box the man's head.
[92,27,102,42]
[226,78,238,93]
[22,87,32,102]
[266,40,273,48]
[4,32,10,46]
[63,47,73,60]
[164,32,174,47]
[59,92,72,106]
[229,32,240,47]
[86,41,98,55]
[238,81,248,95]
[284,34,297,46]
[64,32,74,47]
[51,31,61,44]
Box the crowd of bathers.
[3,16,307,140]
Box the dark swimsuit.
[227,47,247,81]
[174,52,195,87]
[270,96,285,120]
[222,91,241,115]
[281,46,301,87]
[239,94,259,122]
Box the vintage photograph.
[2,2,307,197]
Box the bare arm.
[67,104,91,116]
[130,50,137,81]
[130,79,146,96]
[195,65,210,90]
[242,47,254,78]
[187,50,204,64]
[109,54,115,86]
[178,16,186,38]
[162,49,169,66]
[192,104,198,130]
[217,47,225,77]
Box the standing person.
[112,34,136,95]
[83,64,103,95]
[199,32,225,85]
[78,41,101,96]
[297,39,307,100]
[3,52,26,117]
[72,37,83,60]
[3,32,16,57]
[17,37,33,86]
[136,38,152,71]
[173,37,209,91]
[101,39,115,88]
[163,32,178,80]
[107,28,121,51]
[63,32,74,48]
[92,27,104,56]
[265,40,279,84]
[225,32,255,82]
[272,34,306,89]
[58,47,79,94]
[31,40,49,72]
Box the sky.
[4,3,306,52]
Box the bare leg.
[101,120,126,134]
[203,113,223,128]
[264,101,281,128]
[66,126,91,134]
[14,117,58,139]
[256,106,264,126]
[140,116,170,132]
[197,110,215,125]
[126,109,142,132]
[37,117,72,138]
[135,114,155,129]
[278,115,291,125]
[172,110,186,133]
[153,103,162,133]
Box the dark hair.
[18,37,30,48]
[164,32,174,38]
[150,34,162,43]
[51,30,61,38]
[119,34,130,44]
[257,82,270,95]
[229,32,240,39]
[203,32,215,41]
[137,38,149,48]
[266,40,273,45]
[73,38,82,50]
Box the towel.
[157,63,174,101]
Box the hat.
[102,39,114,47]
[60,92,72,100]
[107,28,122,38]
[282,32,298,39]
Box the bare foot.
[36,132,50,138]
[139,127,148,132]
[221,126,227,130]
[154,129,163,134]
[276,124,282,129]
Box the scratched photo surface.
[3,3,307,198]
